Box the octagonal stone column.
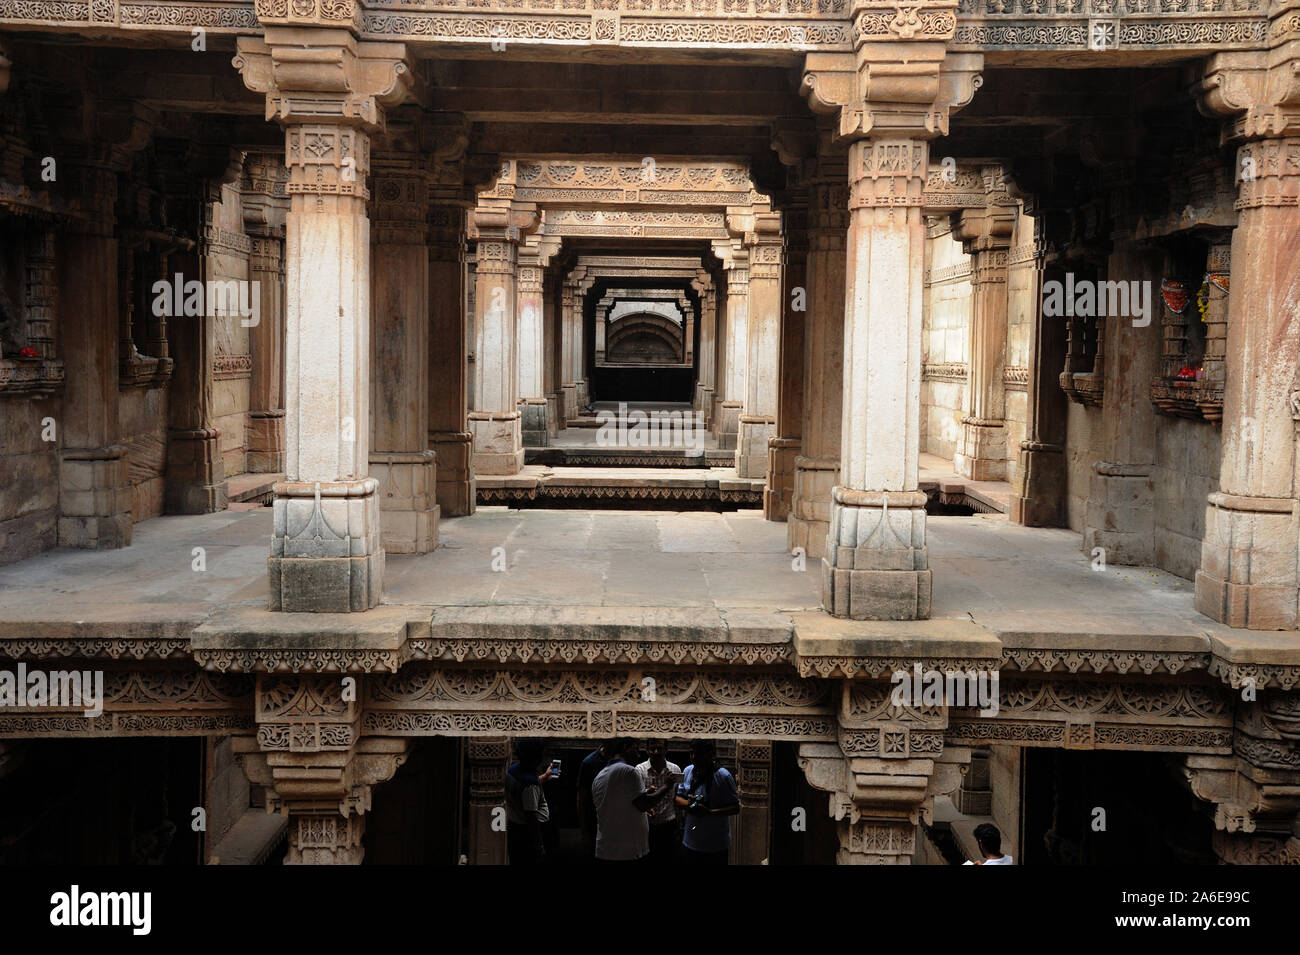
[235,32,413,611]
[370,163,438,554]
[952,176,1015,482]
[790,160,847,558]
[739,210,783,479]
[823,138,932,620]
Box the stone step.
[526,446,733,468]
[476,465,763,509]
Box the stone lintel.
[791,612,1001,678]
[1206,630,1300,691]
[191,605,428,672]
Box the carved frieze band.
[0,0,1267,54]
[923,361,968,382]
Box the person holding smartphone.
[591,738,678,863]
[674,739,740,865]
[504,738,553,865]
[636,738,684,865]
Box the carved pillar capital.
[235,674,412,863]
[234,33,413,131]
[801,46,982,142]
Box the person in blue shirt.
[674,739,740,864]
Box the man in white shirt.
[963,823,1014,865]
[636,738,683,865]
[591,738,677,863]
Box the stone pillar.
[1011,209,1069,526]
[370,164,437,554]
[952,172,1015,482]
[1082,241,1163,565]
[242,154,289,475]
[766,203,807,520]
[682,294,695,365]
[544,269,561,436]
[469,203,528,475]
[235,33,414,611]
[516,239,548,448]
[560,278,579,422]
[574,278,591,409]
[1194,44,1300,628]
[429,199,475,516]
[717,246,748,451]
[734,740,773,865]
[165,159,233,517]
[58,165,133,548]
[823,139,932,620]
[594,302,608,365]
[467,737,509,865]
[954,748,992,815]
[693,273,717,419]
[739,211,783,479]
[790,162,847,559]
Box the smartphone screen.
[550,758,562,778]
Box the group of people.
[505,737,740,865]
[504,737,1010,865]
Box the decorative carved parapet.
[0,0,1276,57]
[952,0,1270,54]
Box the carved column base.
[1010,441,1065,527]
[738,414,775,480]
[520,397,549,448]
[268,479,384,612]
[370,450,438,555]
[469,410,524,475]
[57,445,133,549]
[789,456,838,559]
[823,489,931,620]
[764,436,801,521]
[246,410,286,474]
[716,400,742,451]
[164,427,227,515]
[695,385,715,427]
[431,430,475,517]
[561,383,578,422]
[546,393,560,437]
[575,379,588,408]
[1084,461,1154,565]
[1196,492,1300,629]
[954,417,1006,482]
